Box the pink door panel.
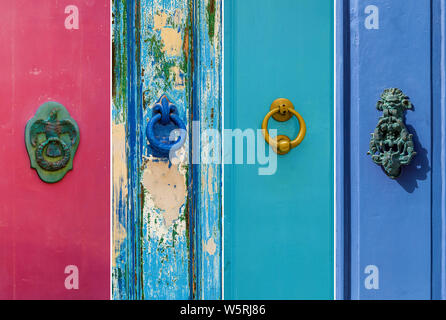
[0,0,110,299]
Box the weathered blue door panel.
[339,0,438,299]
[224,0,334,299]
[112,0,222,300]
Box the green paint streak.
[206,0,216,43]
[112,0,128,123]
[144,34,175,92]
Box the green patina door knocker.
[25,102,80,183]
[367,88,417,179]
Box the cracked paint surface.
[141,159,186,228]
[139,0,191,300]
[112,0,222,300]
[191,0,222,299]
[112,123,128,268]
[112,0,131,300]
[204,237,217,256]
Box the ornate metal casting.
[25,102,79,183]
[367,88,416,179]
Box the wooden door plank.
[113,0,223,300]
[337,0,446,300]
[112,0,133,300]
[191,0,222,300]
[139,0,192,300]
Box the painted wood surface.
[338,0,446,300]
[0,0,110,299]
[224,0,334,299]
[112,0,222,299]
[112,0,133,300]
[431,0,446,300]
[192,0,222,300]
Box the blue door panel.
[348,0,432,299]
[224,0,334,299]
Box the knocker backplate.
[25,102,80,183]
[270,98,295,122]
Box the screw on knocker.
[367,88,417,179]
[146,95,186,158]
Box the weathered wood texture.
[112,0,222,300]
[191,0,222,300]
[112,0,132,300]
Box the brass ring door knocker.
[261,98,306,155]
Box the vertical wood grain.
[140,0,192,300]
[112,0,137,300]
[112,0,222,299]
[191,0,222,299]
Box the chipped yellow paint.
[153,12,169,30]
[160,28,182,56]
[112,123,128,194]
[204,237,217,256]
[153,11,183,57]
[153,10,183,29]
[208,165,214,201]
[112,123,128,268]
[141,158,186,227]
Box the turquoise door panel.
[224,0,334,299]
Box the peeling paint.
[206,0,216,43]
[112,221,127,268]
[212,0,221,50]
[138,1,192,300]
[153,12,169,30]
[170,66,185,89]
[204,237,217,256]
[160,28,182,56]
[112,123,128,195]
[141,159,186,228]
[113,0,222,300]
[112,0,128,123]
[161,28,182,56]
[208,165,214,201]
[193,0,222,299]
[111,0,129,298]
[152,11,183,59]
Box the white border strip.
[221,0,225,301]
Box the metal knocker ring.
[261,98,306,155]
[146,95,186,157]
